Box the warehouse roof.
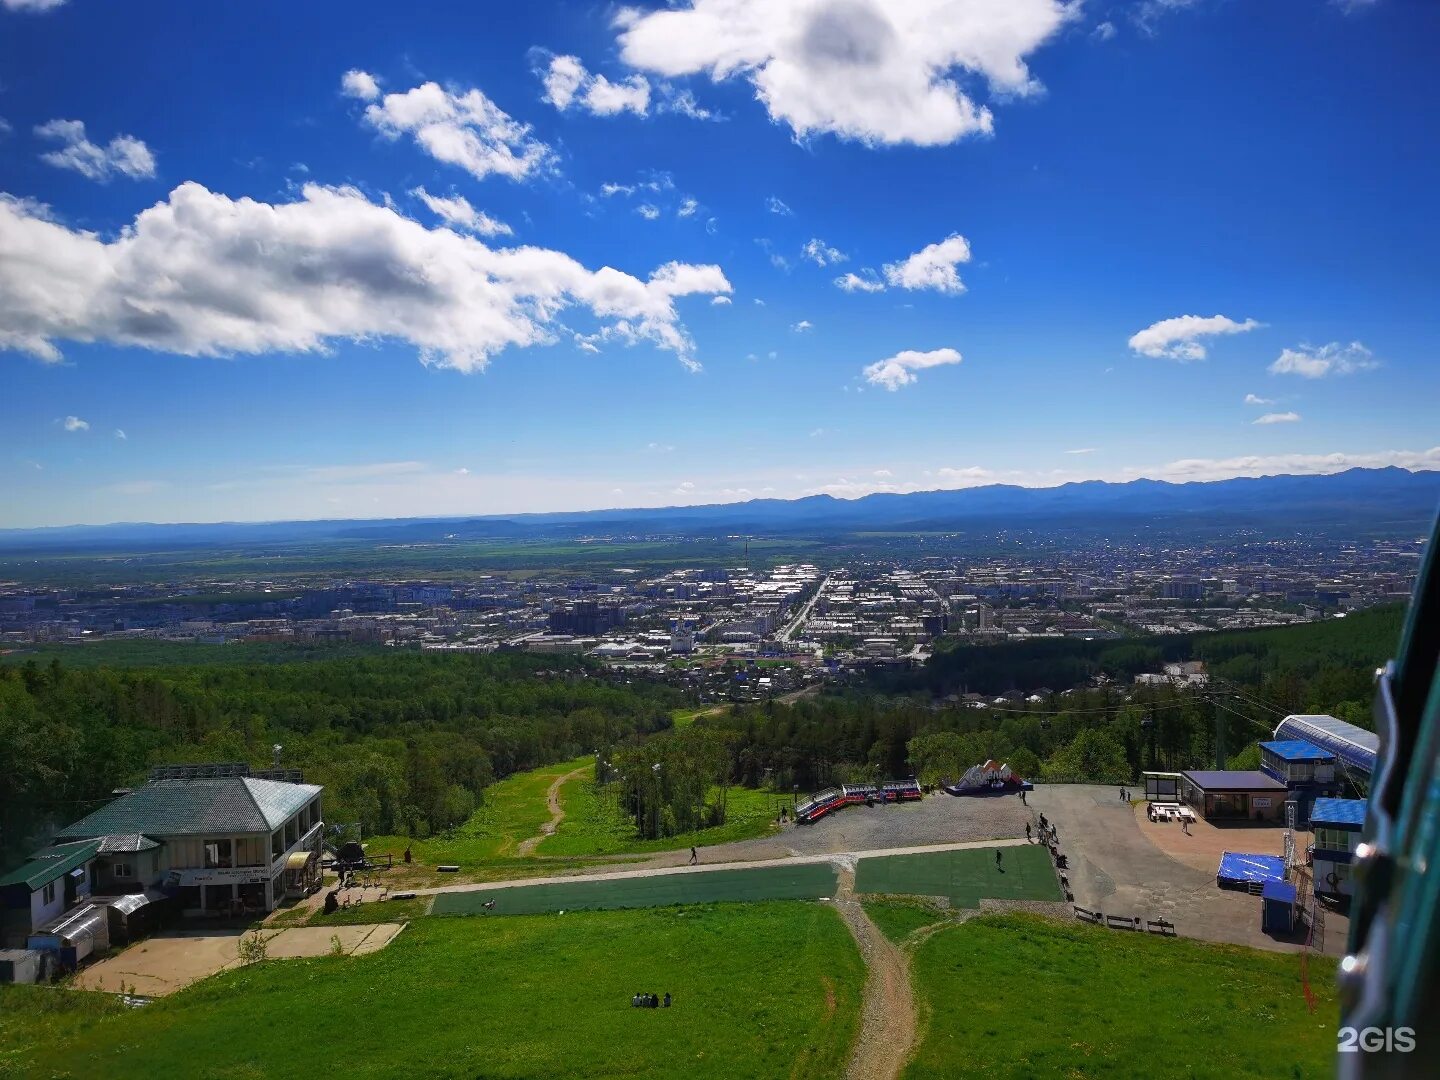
[54,777,320,841]
[0,839,102,892]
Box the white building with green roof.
[1,767,323,944]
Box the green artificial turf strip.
[433,862,839,916]
[855,845,1060,908]
[5,902,863,1080]
[904,914,1339,1079]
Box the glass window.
[42,881,56,905]
[204,839,234,868]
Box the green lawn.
[303,895,432,926]
[537,778,783,857]
[855,845,1061,908]
[366,755,593,865]
[433,862,838,916]
[860,896,951,945]
[905,914,1339,1079]
[2,903,862,1080]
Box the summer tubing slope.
[432,862,840,915]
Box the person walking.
[1025,822,1032,843]
[689,846,698,865]
[1020,789,1026,805]
[995,849,1003,870]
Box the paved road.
[777,574,828,642]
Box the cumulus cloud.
[615,0,1073,147]
[35,119,155,182]
[1269,341,1377,378]
[410,187,512,236]
[1127,314,1261,361]
[61,415,89,432]
[1243,393,1274,405]
[3,0,68,10]
[766,196,793,215]
[349,72,552,182]
[636,204,661,220]
[711,295,731,305]
[792,319,813,332]
[883,233,971,294]
[862,346,962,390]
[678,197,699,217]
[340,69,382,101]
[0,181,731,371]
[540,54,652,117]
[835,269,885,293]
[801,237,846,266]
[1253,411,1301,425]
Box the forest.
[0,651,679,866]
[0,604,1405,868]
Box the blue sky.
[1,0,1437,527]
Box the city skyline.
[2,0,1438,527]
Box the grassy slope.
[905,914,1338,1079]
[366,755,593,865]
[538,777,783,858]
[4,903,863,1080]
[860,897,950,945]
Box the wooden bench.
[1073,906,1100,923]
[1146,919,1177,936]
[1106,914,1142,931]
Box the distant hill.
[2,467,1436,551]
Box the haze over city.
[2,0,1437,527]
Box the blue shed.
[1261,880,1298,934]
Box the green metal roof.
[53,777,321,841]
[0,839,102,892]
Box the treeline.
[701,606,1405,793]
[0,652,679,865]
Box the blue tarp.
[1217,852,1286,885]
[1261,880,1297,904]
[1310,797,1367,828]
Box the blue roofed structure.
[1260,740,1334,763]
[1272,714,1378,779]
[1217,852,1287,886]
[1310,797,1368,829]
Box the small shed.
[1261,880,1298,934]
[28,903,110,968]
[0,948,46,985]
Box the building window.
[42,881,56,905]
[111,862,133,879]
[1315,826,1354,852]
[204,839,234,868]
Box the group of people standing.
[632,992,672,1009]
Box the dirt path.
[516,765,590,856]
[833,866,917,1080]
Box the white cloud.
[801,237,846,266]
[766,196,792,215]
[1253,411,1301,425]
[1269,341,1377,378]
[340,69,382,101]
[862,346,962,390]
[711,295,731,305]
[1064,447,1096,455]
[1243,393,1274,405]
[835,269,885,293]
[1092,20,1117,40]
[882,233,971,294]
[615,0,1074,147]
[809,427,825,437]
[873,468,892,478]
[540,54,651,117]
[411,187,512,236]
[1128,447,1440,484]
[1127,314,1261,361]
[937,465,993,483]
[114,428,127,440]
[600,182,635,197]
[0,181,731,371]
[62,415,89,431]
[3,0,68,10]
[792,319,813,333]
[705,217,719,234]
[636,204,661,220]
[678,197,699,218]
[35,119,155,182]
[351,73,553,182]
